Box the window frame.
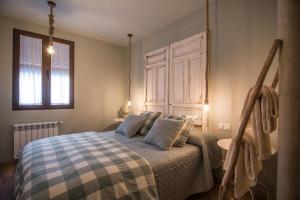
[12,29,74,110]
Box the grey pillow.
[116,115,146,137]
[143,118,184,150]
[187,129,203,146]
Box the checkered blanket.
[15,132,158,200]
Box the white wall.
[0,15,128,162]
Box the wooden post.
[277,0,300,198]
[218,39,282,200]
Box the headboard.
[144,32,208,131]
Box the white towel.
[222,129,262,199]
[241,86,278,160]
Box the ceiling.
[0,0,204,46]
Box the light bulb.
[127,100,132,106]
[47,45,55,55]
[204,104,210,111]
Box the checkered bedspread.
[15,132,158,200]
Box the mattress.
[102,131,213,200]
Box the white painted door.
[169,32,207,129]
[144,47,169,114]
[143,32,207,130]
[187,52,206,104]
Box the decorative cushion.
[116,115,146,137]
[164,115,193,147]
[139,112,161,135]
[173,119,193,147]
[163,114,185,120]
[143,118,184,150]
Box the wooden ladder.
[218,39,282,200]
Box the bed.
[104,131,218,200]
[15,130,220,200]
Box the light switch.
[223,124,232,131]
[218,123,232,132]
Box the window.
[13,29,74,110]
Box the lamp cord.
[128,34,133,102]
[48,1,56,45]
[205,0,209,105]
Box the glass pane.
[19,35,42,105]
[51,42,70,105]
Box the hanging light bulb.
[121,34,133,117]
[204,99,210,112]
[47,43,55,54]
[204,103,210,111]
[127,33,133,108]
[47,1,56,55]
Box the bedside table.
[217,138,277,154]
[113,118,125,122]
[217,138,232,151]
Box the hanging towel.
[241,85,278,160]
[222,128,262,199]
[222,86,278,199]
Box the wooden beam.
[218,39,282,200]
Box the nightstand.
[113,118,125,122]
[217,138,232,151]
[217,138,232,165]
[217,138,276,154]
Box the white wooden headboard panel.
[144,32,208,131]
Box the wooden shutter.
[144,47,169,114]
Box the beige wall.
[130,0,278,195]
[0,15,128,162]
[130,8,207,114]
[131,0,277,142]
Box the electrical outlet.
[223,124,232,131]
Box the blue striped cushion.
[139,112,161,135]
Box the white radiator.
[13,121,62,159]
